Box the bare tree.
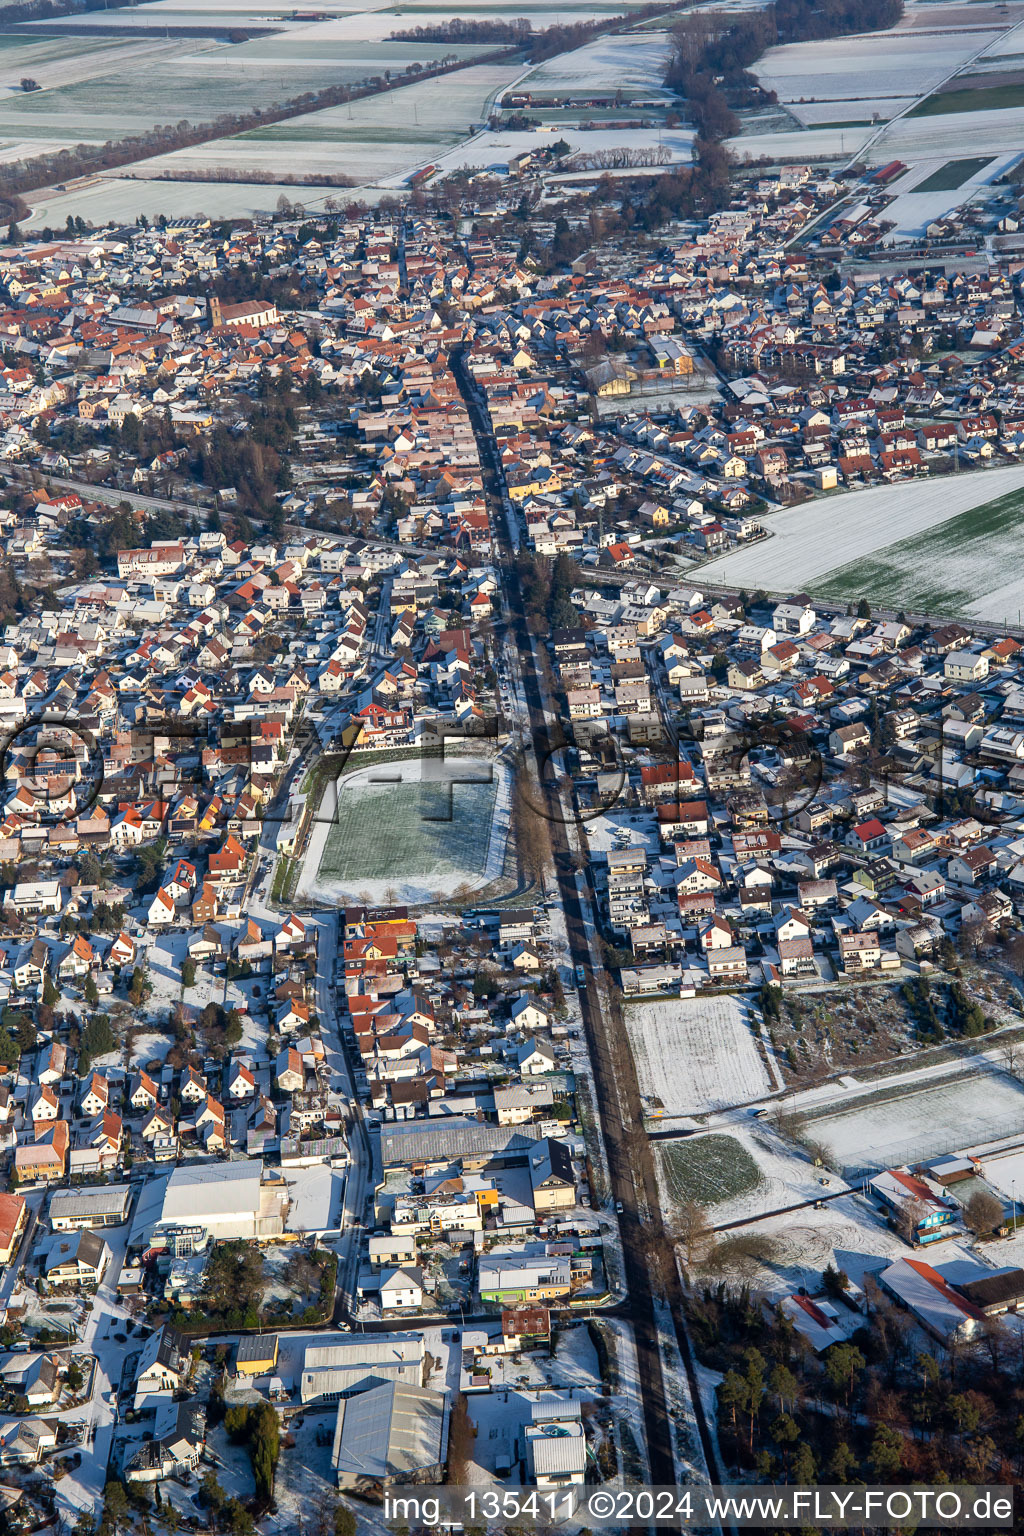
[673,1198,713,1272]
[965,1189,1005,1237]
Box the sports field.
[300,755,510,905]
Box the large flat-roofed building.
[49,1184,132,1231]
[330,1380,448,1491]
[379,1118,544,1172]
[300,1333,424,1405]
[130,1160,288,1254]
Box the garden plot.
[800,1067,1024,1176]
[657,1121,842,1224]
[700,462,1024,599]
[816,481,1024,621]
[625,995,771,1117]
[300,754,509,905]
[515,31,674,99]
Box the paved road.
[450,342,705,1492]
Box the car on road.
[575,964,586,986]
[615,1200,624,1215]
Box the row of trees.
[665,0,904,162]
[0,47,512,218]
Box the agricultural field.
[23,176,382,230]
[877,151,1011,235]
[754,25,1001,109]
[625,994,773,1118]
[299,754,510,905]
[700,462,1024,613]
[815,481,1024,621]
[656,1122,842,1230]
[910,79,1024,113]
[514,31,674,100]
[131,60,526,186]
[799,1066,1024,1176]
[0,30,498,145]
[912,154,995,190]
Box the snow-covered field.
[700,463,1024,597]
[658,1121,846,1222]
[802,1068,1024,1175]
[755,26,1001,103]
[879,152,1009,235]
[130,61,523,186]
[298,754,510,905]
[877,103,1024,156]
[625,995,771,1117]
[427,122,693,180]
[787,96,915,124]
[815,477,1024,620]
[24,177,392,230]
[515,32,674,98]
[716,1192,931,1299]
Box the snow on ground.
[802,1066,1024,1176]
[625,995,771,1116]
[298,754,510,905]
[714,1192,919,1298]
[787,96,915,124]
[727,124,873,158]
[284,1165,343,1234]
[700,463,1024,592]
[25,177,400,230]
[754,26,1003,103]
[425,122,694,181]
[657,1119,847,1224]
[879,152,1012,235]
[516,31,674,97]
[127,61,524,186]
[876,102,1024,158]
[583,807,660,858]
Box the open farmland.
[514,31,674,99]
[754,25,1002,108]
[799,1067,1024,1176]
[0,31,497,145]
[816,482,1024,619]
[23,177,393,229]
[876,151,1011,235]
[625,995,772,1118]
[699,462,1024,612]
[129,61,526,187]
